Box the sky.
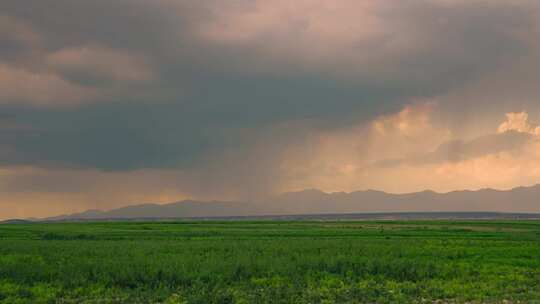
[2,0,540,219]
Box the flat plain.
[1,220,540,303]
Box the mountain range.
[43,184,540,221]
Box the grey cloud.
[0,0,539,176]
[2,1,535,95]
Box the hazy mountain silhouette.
[44,185,540,220]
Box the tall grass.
[1,221,539,303]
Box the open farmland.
[1,220,540,303]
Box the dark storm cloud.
[0,0,538,171]
[1,79,405,170]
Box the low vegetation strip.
[0,221,539,303]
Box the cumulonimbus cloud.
[498,112,540,136]
[375,111,540,168]
[277,105,540,194]
[1,1,540,218]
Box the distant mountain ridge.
[43,185,540,220]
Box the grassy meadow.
[1,220,540,303]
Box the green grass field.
[1,220,540,303]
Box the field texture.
[1,220,540,303]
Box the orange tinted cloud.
[279,105,540,194]
[498,112,540,135]
[195,0,391,75]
